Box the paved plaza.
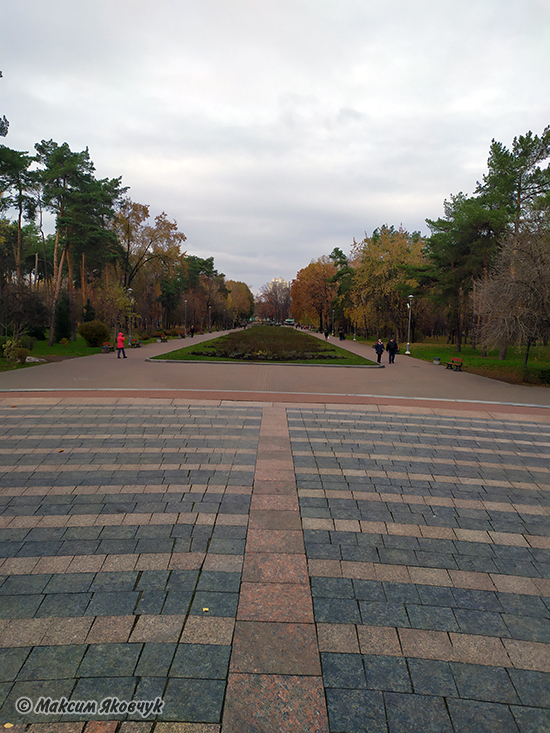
[0,336,549,732]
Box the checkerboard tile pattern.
[0,403,259,730]
[289,407,550,733]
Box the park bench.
[101,342,114,354]
[160,334,168,343]
[446,357,464,371]
[130,340,143,348]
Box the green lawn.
[399,338,550,386]
[154,326,377,366]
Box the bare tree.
[476,227,550,365]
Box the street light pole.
[127,288,133,345]
[184,299,187,337]
[405,295,414,355]
[332,309,335,337]
[208,305,212,333]
[353,305,357,341]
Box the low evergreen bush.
[78,320,111,347]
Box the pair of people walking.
[373,337,399,364]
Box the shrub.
[13,348,31,364]
[78,320,111,347]
[26,325,46,340]
[54,292,71,342]
[19,335,36,351]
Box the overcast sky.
[2,0,549,291]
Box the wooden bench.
[446,357,463,371]
[130,340,143,348]
[102,342,114,353]
[160,334,168,343]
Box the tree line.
[289,126,550,364]
[0,139,255,346]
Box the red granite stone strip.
[223,405,329,732]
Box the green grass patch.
[404,338,550,386]
[154,326,376,365]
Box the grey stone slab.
[321,651,367,689]
[0,594,43,618]
[311,576,355,599]
[447,699,521,733]
[90,571,139,592]
[0,574,52,595]
[19,644,86,681]
[363,655,412,693]
[511,705,550,733]
[407,658,458,697]
[35,592,92,617]
[0,646,31,682]
[170,643,231,679]
[359,601,410,628]
[161,677,226,722]
[78,643,143,677]
[135,643,176,677]
[86,591,139,616]
[326,688,387,733]
[43,572,96,594]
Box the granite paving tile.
[230,621,321,674]
[223,673,328,733]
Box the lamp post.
[332,309,335,337]
[405,295,414,355]
[127,288,133,345]
[353,305,357,341]
[184,299,187,337]
[208,305,212,333]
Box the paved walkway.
[0,334,549,732]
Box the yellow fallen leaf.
[202,608,209,612]
[5,724,14,729]
[58,449,64,453]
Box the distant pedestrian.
[373,339,384,364]
[386,337,398,364]
[117,332,127,359]
[339,328,345,341]
[190,325,195,338]
[324,328,329,340]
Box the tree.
[476,227,550,365]
[226,280,255,325]
[0,146,35,282]
[256,279,291,323]
[0,71,8,137]
[112,198,186,289]
[351,226,425,341]
[290,258,337,330]
[477,126,550,237]
[423,196,506,351]
[34,140,125,344]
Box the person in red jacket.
[116,332,127,359]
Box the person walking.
[373,338,384,364]
[386,337,398,364]
[116,332,127,359]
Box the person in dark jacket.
[373,339,384,363]
[386,337,398,364]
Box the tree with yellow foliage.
[350,226,425,341]
[290,257,337,330]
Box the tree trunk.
[499,342,508,360]
[66,248,77,341]
[48,247,67,346]
[523,340,532,367]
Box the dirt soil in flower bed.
[154,326,376,365]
